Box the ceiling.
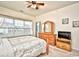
[0,1,78,17]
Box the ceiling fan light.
[31,4,36,8]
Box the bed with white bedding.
[0,36,46,57]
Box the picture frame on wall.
[72,21,79,27]
[62,18,69,24]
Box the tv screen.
[58,31,71,40]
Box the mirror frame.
[43,21,55,34]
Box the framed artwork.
[62,18,69,24]
[72,21,79,27]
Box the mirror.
[45,22,51,32]
[41,23,44,32]
[43,21,55,33]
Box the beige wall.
[36,3,79,50]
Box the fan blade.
[36,7,38,9]
[37,3,44,5]
[32,1,36,4]
[36,5,39,9]
[27,5,31,8]
[26,1,32,3]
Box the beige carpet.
[39,46,79,57]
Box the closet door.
[35,22,41,37]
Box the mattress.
[0,36,46,57]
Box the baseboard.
[72,48,79,51]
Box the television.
[58,31,71,40]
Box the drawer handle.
[62,45,64,48]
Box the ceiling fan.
[26,1,44,10]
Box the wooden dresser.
[39,32,56,45]
[39,21,55,55]
[56,38,71,51]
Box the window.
[24,21,32,35]
[25,21,32,28]
[0,15,33,37]
[4,18,14,28]
[0,28,9,37]
[15,20,24,28]
[0,17,4,26]
[14,20,24,36]
[5,18,13,24]
[0,28,4,34]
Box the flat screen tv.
[58,31,71,40]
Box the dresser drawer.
[49,37,54,40]
[39,33,56,45]
[49,35,53,37]
[50,41,55,45]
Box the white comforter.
[0,36,46,57]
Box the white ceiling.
[0,1,78,17]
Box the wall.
[37,3,79,50]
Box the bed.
[0,36,46,57]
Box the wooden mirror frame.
[43,21,55,34]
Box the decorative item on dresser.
[56,31,72,51]
[39,21,56,55]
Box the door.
[35,22,41,37]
